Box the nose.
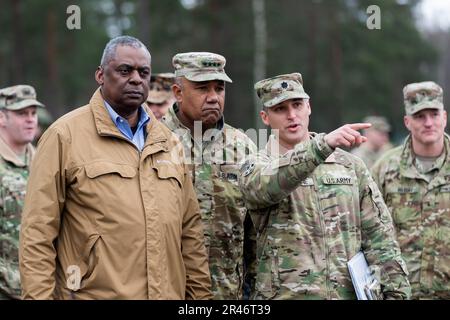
[287,106,297,119]
[424,115,434,126]
[206,87,219,103]
[26,113,36,122]
[129,69,143,85]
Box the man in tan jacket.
[19,36,212,300]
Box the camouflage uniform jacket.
[0,136,34,299]
[351,142,394,169]
[162,104,257,299]
[371,134,450,299]
[240,134,410,300]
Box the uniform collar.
[400,133,450,187]
[0,134,34,167]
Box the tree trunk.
[252,0,266,130]
[11,0,24,83]
[306,0,318,100]
[137,0,150,45]
[328,4,343,129]
[45,8,63,114]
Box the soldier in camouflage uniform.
[161,52,257,299]
[239,73,411,300]
[351,116,394,169]
[146,72,176,121]
[0,85,44,299]
[372,81,449,299]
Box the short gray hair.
[100,35,151,67]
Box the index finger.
[347,123,372,130]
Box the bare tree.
[137,0,150,45]
[11,0,24,83]
[252,0,266,130]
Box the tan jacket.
[19,88,212,300]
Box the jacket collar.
[400,133,450,189]
[90,88,168,153]
[0,134,34,167]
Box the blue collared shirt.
[104,101,150,151]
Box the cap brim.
[185,71,232,83]
[5,99,45,110]
[407,101,444,115]
[264,91,310,108]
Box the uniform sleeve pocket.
[85,162,136,179]
[367,181,392,225]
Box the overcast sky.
[416,0,450,31]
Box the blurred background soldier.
[0,85,44,299]
[146,72,176,120]
[372,81,449,299]
[34,108,54,145]
[240,73,410,300]
[162,52,257,299]
[351,115,393,169]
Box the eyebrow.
[116,63,150,70]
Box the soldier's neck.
[411,137,445,157]
[0,131,27,157]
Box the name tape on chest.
[322,175,353,185]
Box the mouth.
[202,106,220,112]
[286,123,300,132]
[124,90,144,99]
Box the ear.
[404,115,411,131]
[260,110,270,126]
[443,110,448,130]
[172,83,183,104]
[0,111,7,127]
[95,66,104,85]
[306,100,312,116]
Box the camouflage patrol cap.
[254,73,310,108]
[403,81,444,115]
[362,116,391,132]
[147,72,175,104]
[0,85,45,110]
[172,52,232,83]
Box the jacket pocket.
[153,164,183,188]
[152,164,185,226]
[66,234,101,293]
[386,190,421,228]
[85,162,136,179]
[254,248,280,299]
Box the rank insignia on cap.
[281,82,288,90]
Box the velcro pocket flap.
[85,162,136,179]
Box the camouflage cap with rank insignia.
[172,52,232,83]
[0,85,45,110]
[254,73,310,108]
[403,81,444,115]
